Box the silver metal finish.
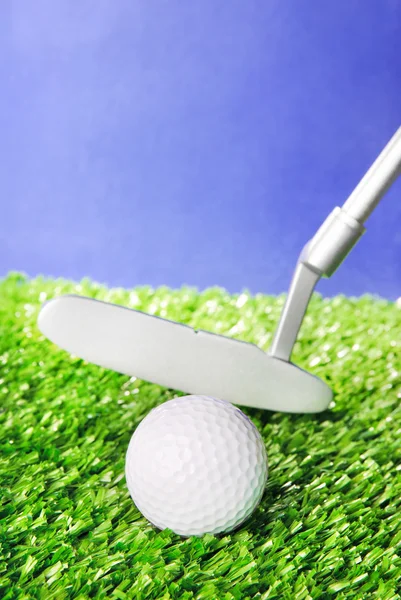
[270,127,401,362]
[343,127,401,222]
[269,262,320,362]
[300,208,365,278]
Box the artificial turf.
[1,272,401,599]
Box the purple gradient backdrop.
[1,1,401,298]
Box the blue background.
[1,1,401,298]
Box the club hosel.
[299,207,365,278]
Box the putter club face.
[38,295,333,414]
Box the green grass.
[1,272,401,599]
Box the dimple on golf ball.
[125,395,268,537]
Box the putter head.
[38,295,333,414]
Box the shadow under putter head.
[38,127,401,413]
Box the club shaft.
[269,262,320,362]
[270,126,401,362]
[342,127,401,223]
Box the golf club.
[38,127,401,413]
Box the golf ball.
[125,395,268,536]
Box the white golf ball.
[125,395,268,537]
